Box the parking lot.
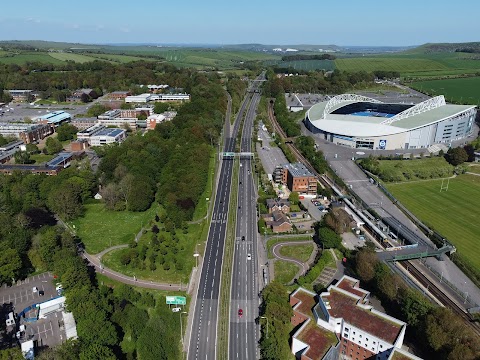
[256,122,288,175]
[0,272,66,348]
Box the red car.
[238,309,243,318]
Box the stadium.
[304,94,477,150]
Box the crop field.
[0,52,64,64]
[387,174,480,270]
[48,52,99,63]
[409,77,480,105]
[87,53,147,63]
[264,59,336,71]
[335,57,449,73]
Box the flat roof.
[284,162,314,177]
[307,100,475,137]
[47,152,73,167]
[92,128,125,137]
[322,289,402,344]
[36,111,71,124]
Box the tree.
[0,347,24,360]
[154,102,169,114]
[317,226,341,249]
[48,183,83,220]
[0,248,22,284]
[45,137,63,155]
[26,143,39,154]
[355,248,377,282]
[56,123,78,141]
[79,344,115,360]
[288,191,299,205]
[446,147,468,166]
[14,150,31,164]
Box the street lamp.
[260,316,269,338]
[193,252,199,268]
[180,311,188,345]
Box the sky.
[0,0,479,46]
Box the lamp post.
[260,316,269,338]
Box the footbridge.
[378,243,456,262]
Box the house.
[263,210,292,233]
[266,198,291,213]
[67,89,98,103]
[289,276,423,360]
[274,163,317,195]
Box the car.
[241,236,245,241]
[247,254,252,261]
[32,287,38,293]
[238,309,243,317]
[39,290,45,296]
[172,307,181,313]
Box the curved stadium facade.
[304,94,477,150]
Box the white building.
[290,276,422,360]
[90,128,126,146]
[125,93,153,103]
[150,93,190,102]
[77,124,106,142]
[98,117,137,130]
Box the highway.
[187,93,250,360]
[229,92,261,360]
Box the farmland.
[335,57,449,73]
[386,174,480,270]
[409,77,480,105]
[264,59,335,71]
[48,52,100,63]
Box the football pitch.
[386,174,480,269]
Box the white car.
[172,307,181,313]
[247,254,252,261]
[32,287,38,293]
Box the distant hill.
[409,42,480,54]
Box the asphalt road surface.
[229,93,261,360]
[187,93,250,360]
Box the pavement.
[255,124,287,176]
[229,93,261,360]
[187,87,247,360]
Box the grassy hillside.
[409,76,480,105]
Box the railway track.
[267,100,480,337]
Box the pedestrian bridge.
[221,152,254,159]
[378,244,456,262]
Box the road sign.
[166,296,186,305]
[378,139,387,149]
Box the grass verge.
[217,158,239,360]
[266,235,313,259]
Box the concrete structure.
[70,118,98,130]
[150,93,190,102]
[38,296,66,319]
[34,111,71,127]
[97,109,140,130]
[63,311,78,340]
[290,276,423,360]
[275,163,317,195]
[266,198,291,213]
[305,94,477,151]
[6,90,33,102]
[77,124,106,142]
[0,123,53,144]
[286,93,305,112]
[90,128,126,146]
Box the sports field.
[387,174,480,269]
[409,77,480,105]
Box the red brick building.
[274,163,317,195]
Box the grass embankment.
[266,235,313,259]
[274,261,299,284]
[192,152,217,221]
[297,250,335,291]
[217,158,239,360]
[387,174,480,271]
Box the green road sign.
[166,296,187,305]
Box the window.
[345,327,350,332]
[344,333,349,338]
[365,338,368,341]
[353,331,356,335]
[380,345,383,349]
[373,341,376,345]
[359,335,362,338]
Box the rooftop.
[389,348,423,360]
[284,163,314,178]
[35,111,71,124]
[92,128,125,137]
[336,277,368,300]
[322,289,402,344]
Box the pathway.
[271,241,317,282]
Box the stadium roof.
[35,111,71,124]
[307,95,475,137]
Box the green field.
[278,244,314,263]
[409,77,480,105]
[48,52,99,63]
[70,202,160,253]
[466,165,480,174]
[264,59,336,71]
[274,260,299,284]
[335,57,449,73]
[387,174,480,270]
[0,52,64,65]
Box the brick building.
[109,91,131,100]
[290,276,423,360]
[67,89,98,103]
[266,198,291,213]
[0,123,53,144]
[262,210,292,233]
[274,163,317,195]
